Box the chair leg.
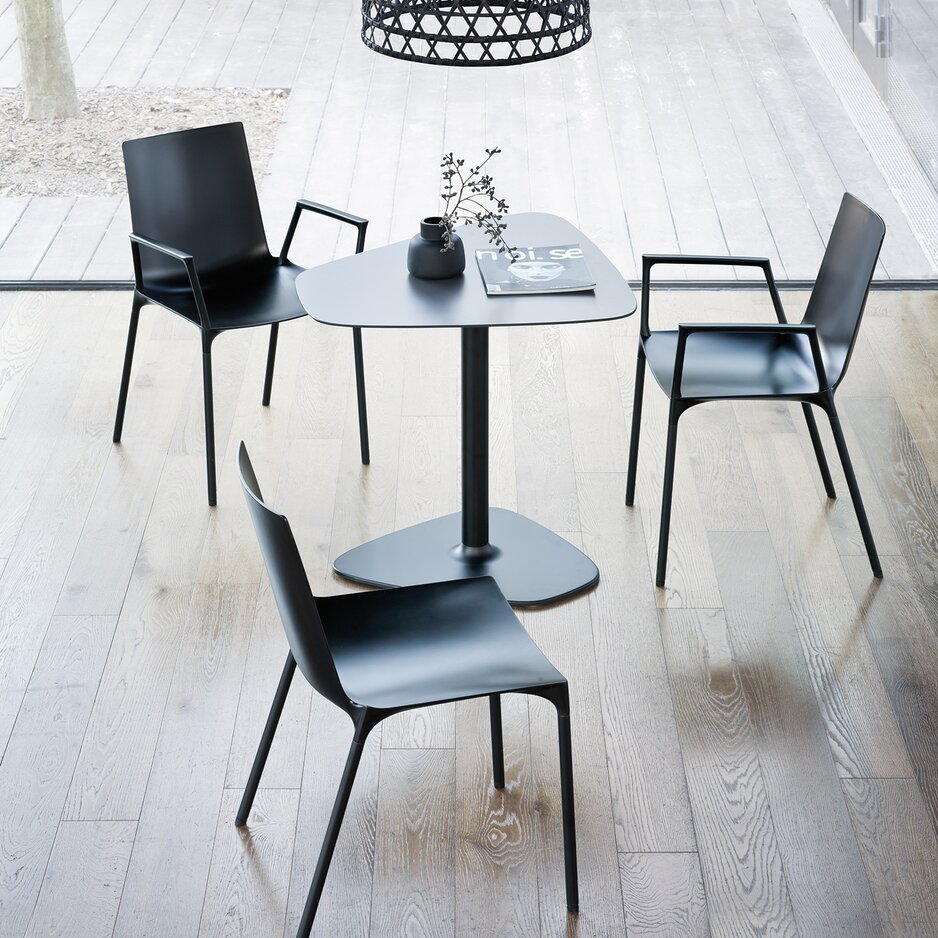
[113,295,143,443]
[236,653,296,827]
[353,327,370,465]
[555,692,579,914]
[262,322,279,406]
[656,403,681,588]
[824,394,883,578]
[802,402,836,499]
[625,345,646,506]
[202,340,217,507]
[295,737,366,938]
[489,694,505,790]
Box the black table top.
[296,212,636,329]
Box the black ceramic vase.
[407,216,466,279]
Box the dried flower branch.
[439,147,513,254]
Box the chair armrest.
[643,253,771,267]
[640,253,787,337]
[128,233,210,330]
[671,322,828,398]
[279,199,369,263]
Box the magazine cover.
[475,243,596,295]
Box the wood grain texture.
[0,293,52,436]
[370,748,455,938]
[287,321,353,443]
[381,413,458,750]
[0,322,114,751]
[576,472,696,852]
[454,695,539,937]
[531,761,629,936]
[843,555,938,836]
[0,288,934,937]
[864,309,938,486]
[112,583,257,938]
[326,326,405,565]
[805,327,903,560]
[845,396,938,588]
[561,323,629,474]
[401,329,459,418]
[64,456,208,821]
[842,778,938,935]
[618,852,710,937]
[194,321,303,589]
[521,540,609,773]
[24,820,135,938]
[54,441,166,616]
[0,293,106,557]
[682,401,766,533]
[743,428,913,779]
[198,788,299,938]
[283,707,380,938]
[510,325,580,534]
[660,607,800,937]
[0,616,116,938]
[488,361,518,512]
[711,531,883,935]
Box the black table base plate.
[333,508,599,606]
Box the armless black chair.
[113,122,370,506]
[626,193,884,587]
[235,442,578,936]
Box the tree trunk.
[13,0,79,120]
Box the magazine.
[475,243,596,295]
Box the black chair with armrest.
[114,121,370,505]
[234,441,579,937]
[626,192,884,586]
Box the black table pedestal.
[332,326,599,606]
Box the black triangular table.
[296,213,636,605]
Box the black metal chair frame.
[235,443,578,937]
[113,140,371,507]
[626,199,884,587]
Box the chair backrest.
[238,443,349,712]
[123,122,271,289]
[802,193,885,387]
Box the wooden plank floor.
[0,286,936,936]
[1,0,936,281]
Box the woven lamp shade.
[361,1,592,66]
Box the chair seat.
[643,329,824,400]
[141,261,307,331]
[316,577,564,710]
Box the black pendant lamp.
[361,1,592,66]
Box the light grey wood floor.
[0,0,936,280]
[0,285,936,937]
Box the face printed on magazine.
[508,260,566,283]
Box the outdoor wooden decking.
[0,0,937,282]
[0,286,936,936]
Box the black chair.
[114,122,370,506]
[626,193,884,587]
[235,442,578,936]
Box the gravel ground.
[0,86,289,197]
